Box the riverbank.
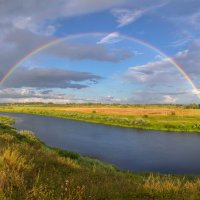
[0,115,200,199]
[1,104,200,133]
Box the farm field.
[0,104,200,133]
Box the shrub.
[178,124,187,130]
[19,130,41,144]
[57,149,80,160]
[192,123,200,129]
[164,124,176,129]
[171,111,176,116]
[131,118,149,126]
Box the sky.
[0,0,200,104]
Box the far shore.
[0,103,200,133]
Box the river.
[1,112,200,174]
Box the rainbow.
[1,32,199,99]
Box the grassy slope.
[1,104,200,133]
[0,116,200,199]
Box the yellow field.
[41,106,200,117]
[1,104,200,132]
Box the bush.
[171,111,176,116]
[192,123,200,129]
[131,118,149,126]
[178,124,187,131]
[164,124,176,129]
[57,149,80,160]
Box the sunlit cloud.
[162,95,177,104]
[97,32,121,44]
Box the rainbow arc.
[0,32,199,99]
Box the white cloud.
[124,58,176,84]
[99,95,127,103]
[13,17,32,30]
[122,40,200,103]
[0,0,200,104]
[12,17,56,36]
[0,87,127,104]
[163,95,177,104]
[112,8,144,27]
[125,90,199,104]
[170,10,200,31]
[111,1,168,27]
[168,38,191,48]
[0,28,134,82]
[97,32,121,44]
[0,0,199,34]
[191,88,200,97]
[43,25,56,36]
[124,40,200,87]
[0,0,128,33]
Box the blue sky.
[0,0,200,103]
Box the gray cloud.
[46,42,134,62]
[124,40,200,87]
[0,0,200,104]
[0,0,130,38]
[0,0,127,24]
[3,67,102,89]
[125,90,199,104]
[124,59,181,86]
[0,28,51,80]
[0,0,199,33]
[0,0,198,80]
[0,28,133,82]
[0,88,127,104]
[174,40,200,76]
[123,40,200,104]
[40,90,53,95]
[0,87,71,103]
[0,0,134,82]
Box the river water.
[1,112,200,174]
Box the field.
[0,103,200,132]
[0,115,200,199]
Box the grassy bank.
[0,116,200,199]
[1,104,200,132]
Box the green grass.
[0,116,200,199]
[1,104,200,132]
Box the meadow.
[0,115,200,199]
[0,103,200,133]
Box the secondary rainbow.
[1,32,199,99]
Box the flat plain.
[1,103,200,132]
